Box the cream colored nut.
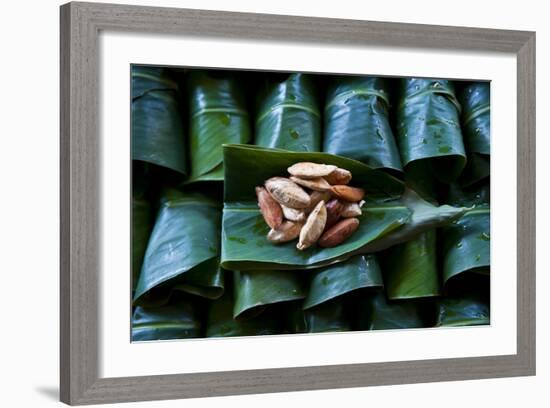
[318,218,360,248]
[265,177,311,209]
[290,176,332,192]
[341,200,365,218]
[287,162,337,179]
[330,185,365,202]
[255,186,283,229]
[324,168,352,185]
[281,205,306,222]
[267,221,302,243]
[297,200,327,251]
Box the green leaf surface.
[381,230,440,299]
[206,272,283,337]
[187,71,251,182]
[436,293,489,327]
[223,144,405,203]
[355,291,430,330]
[396,78,466,183]
[131,296,203,341]
[324,76,402,172]
[131,66,187,175]
[460,82,490,155]
[255,73,321,152]
[132,193,153,291]
[441,208,490,285]
[288,299,352,333]
[133,190,222,305]
[233,270,306,319]
[303,255,383,309]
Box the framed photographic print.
[60,2,536,405]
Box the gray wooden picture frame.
[60,2,536,405]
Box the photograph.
[131,66,491,341]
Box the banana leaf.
[205,272,283,337]
[223,144,404,202]
[133,189,223,306]
[323,76,402,172]
[381,230,440,300]
[303,255,383,309]
[441,182,490,287]
[255,73,321,152]
[232,270,306,319]
[131,295,203,341]
[436,292,489,327]
[286,299,352,333]
[187,71,251,182]
[132,193,153,291]
[459,82,490,186]
[396,78,466,183]
[355,291,431,330]
[131,66,187,175]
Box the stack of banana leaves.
[131,67,490,341]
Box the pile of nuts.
[255,162,365,250]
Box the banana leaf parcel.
[187,71,251,182]
[133,189,223,306]
[255,73,321,152]
[131,66,187,175]
[324,76,402,172]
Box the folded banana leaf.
[131,66,187,175]
[436,292,489,327]
[133,189,223,306]
[232,270,306,319]
[396,78,466,183]
[441,183,490,287]
[381,229,441,299]
[303,255,383,309]
[131,295,203,341]
[206,271,283,337]
[255,73,321,152]
[132,193,153,291]
[459,82,490,186]
[187,71,251,182]
[324,76,402,172]
[355,291,431,330]
[290,299,352,333]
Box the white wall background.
[0,0,545,407]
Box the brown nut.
[307,191,332,213]
[265,177,311,209]
[256,187,283,229]
[341,200,365,218]
[281,205,306,222]
[324,168,352,185]
[290,176,332,192]
[325,199,344,229]
[297,200,327,251]
[287,162,337,179]
[330,185,365,202]
[267,221,303,243]
[318,218,360,248]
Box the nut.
[267,221,303,243]
[330,185,365,202]
[265,177,311,209]
[290,176,332,192]
[307,191,332,213]
[324,168,352,185]
[325,199,344,229]
[297,200,327,251]
[256,187,283,229]
[318,218,360,248]
[281,205,306,222]
[287,162,337,179]
[341,200,365,218]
